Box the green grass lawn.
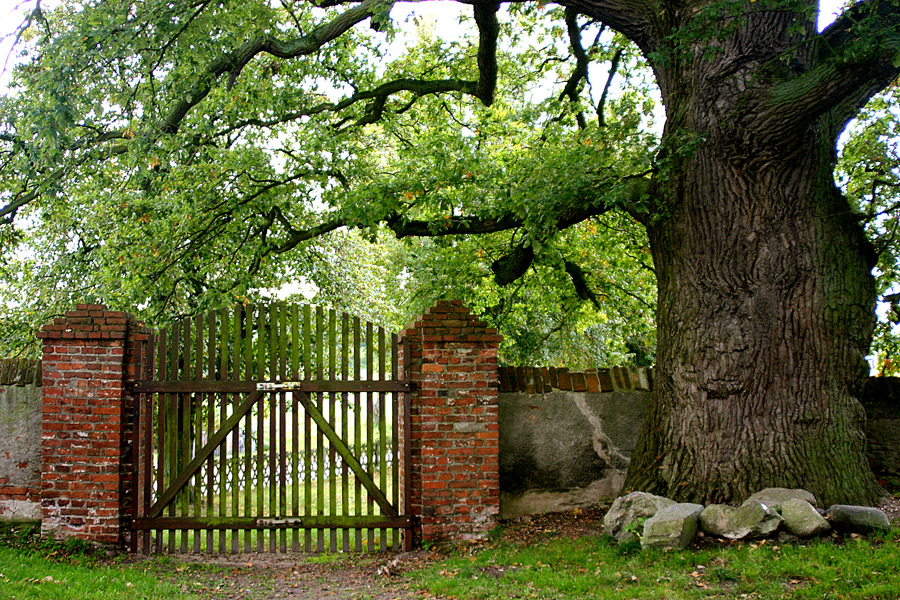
[408,528,900,600]
[0,525,198,600]
[3,517,900,600]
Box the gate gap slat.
[328,308,337,554]
[206,311,216,554]
[242,305,254,553]
[231,308,242,554]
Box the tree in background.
[1,0,898,504]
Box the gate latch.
[257,382,303,391]
[257,518,303,528]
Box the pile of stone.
[603,488,892,551]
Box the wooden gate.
[131,302,411,554]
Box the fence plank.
[206,311,216,554]
[155,328,167,553]
[232,307,242,553]
[302,304,312,552]
[353,316,362,551]
[243,305,254,553]
[218,308,228,553]
[268,303,278,553]
[291,304,300,552]
[328,308,337,553]
[341,312,350,552]
[256,305,266,552]
[366,321,375,551]
[279,303,288,553]
[378,326,387,551]
[391,332,400,550]
[168,321,180,553]
[315,305,325,553]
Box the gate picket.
[132,302,410,554]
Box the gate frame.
[130,379,413,550]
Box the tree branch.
[558,8,593,130]
[596,47,623,127]
[765,0,900,136]
[557,0,657,57]
[473,1,500,106]
[158,0,381,134]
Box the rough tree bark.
[564,0,900,505]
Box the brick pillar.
[399,300,502,545]
[37,304,152,547]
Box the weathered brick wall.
[399,300,502,544]
[37,305,151,546]
[0,359,43,522]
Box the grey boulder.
[828,505,890,533]
[747,488,819,509]
[642,503,704,550]
[603,492,675,543]
[780,498,830,537]
[699,500,782,539]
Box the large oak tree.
[1,0,898,504]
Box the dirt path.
[143,551,442,600]
[139,507,611,600]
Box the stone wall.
[498,369,900,517]
[0,359,43,523]
[497,366,652,518]
[860,377,900,489]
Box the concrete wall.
[499,369,900,518]
[0,359,42,522]
[497,366,651,518]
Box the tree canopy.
[0,1,662,365]
[0,1,895,368]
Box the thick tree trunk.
[623,125,883,505]
[617,3,886,503]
